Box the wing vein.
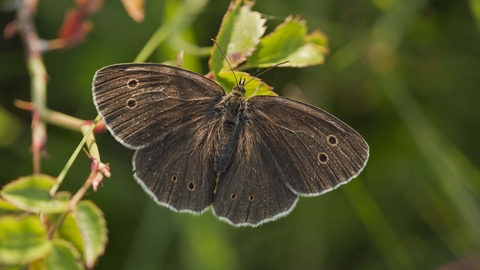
[275,126,321,192]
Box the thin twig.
[16,0,48,174]
[49,114,108,196]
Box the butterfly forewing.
[93,64,225,148]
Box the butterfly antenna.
[211,38,238,86]
[244,61,290,86]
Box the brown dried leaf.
[121,0,145,22]
[57,0,102,48]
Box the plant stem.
[16,0,48,174]
[49,115,104,196]
[135,0,210,62]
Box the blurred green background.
[1,0,480,269]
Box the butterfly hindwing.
[93,63,225,149]
[133,108,222,213]
[213,119,298,226]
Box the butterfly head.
[231,77,247,97]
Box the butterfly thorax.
[214,83,246,175]
[222,86,245,125]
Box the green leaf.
[224,4,265,68]
[0,175,70,214]
[74,201,107,269]
[45,239,84,270]
[0,199,23,216]
[209,0,265,73]
[246,16,329,68]
[0,215,51,265]
[53,213,84,258]
[214,71,276,98]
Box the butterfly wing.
[93,63,225,212]
[212,119,299,226]
[212,95,368,227]
[133,113,222,213]
[93,63,225,149]
[247,96,369,196]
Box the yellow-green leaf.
[74,201,107,269]
[214,71,276,98]
[247,16,329,68]
[0,216,51,265]
[0,199,23,216]
[210,0,265,73]
[52,212,84,258]
[45,239,84,270]
[1,175,70,214]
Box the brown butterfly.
[92,63,369,227]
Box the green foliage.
[215,71,274,97]
[1,175,70,214]
[209,0,327,97]
[209,0,266,73]
[74,201,107,269]
[0,200,23,216]
[0,216,51,265]
[0,176,107,268]
[45,240,84,270]
[53,213,84,259]
[246,17,328,68]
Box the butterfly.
[92,63,369,227]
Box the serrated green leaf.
[209,0,265,73]
[209,1,241,74]
[0,216,51,265]
[74,201,107,269]
[0,175,70,214]
[305,29,328,46]
[286,42,327,66]
[51,212,84,259]
[224,5,265,68]
[215,71,276,98]
[246,17,329,68]
[45,239,84,270]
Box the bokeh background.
[1,0,480,269]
